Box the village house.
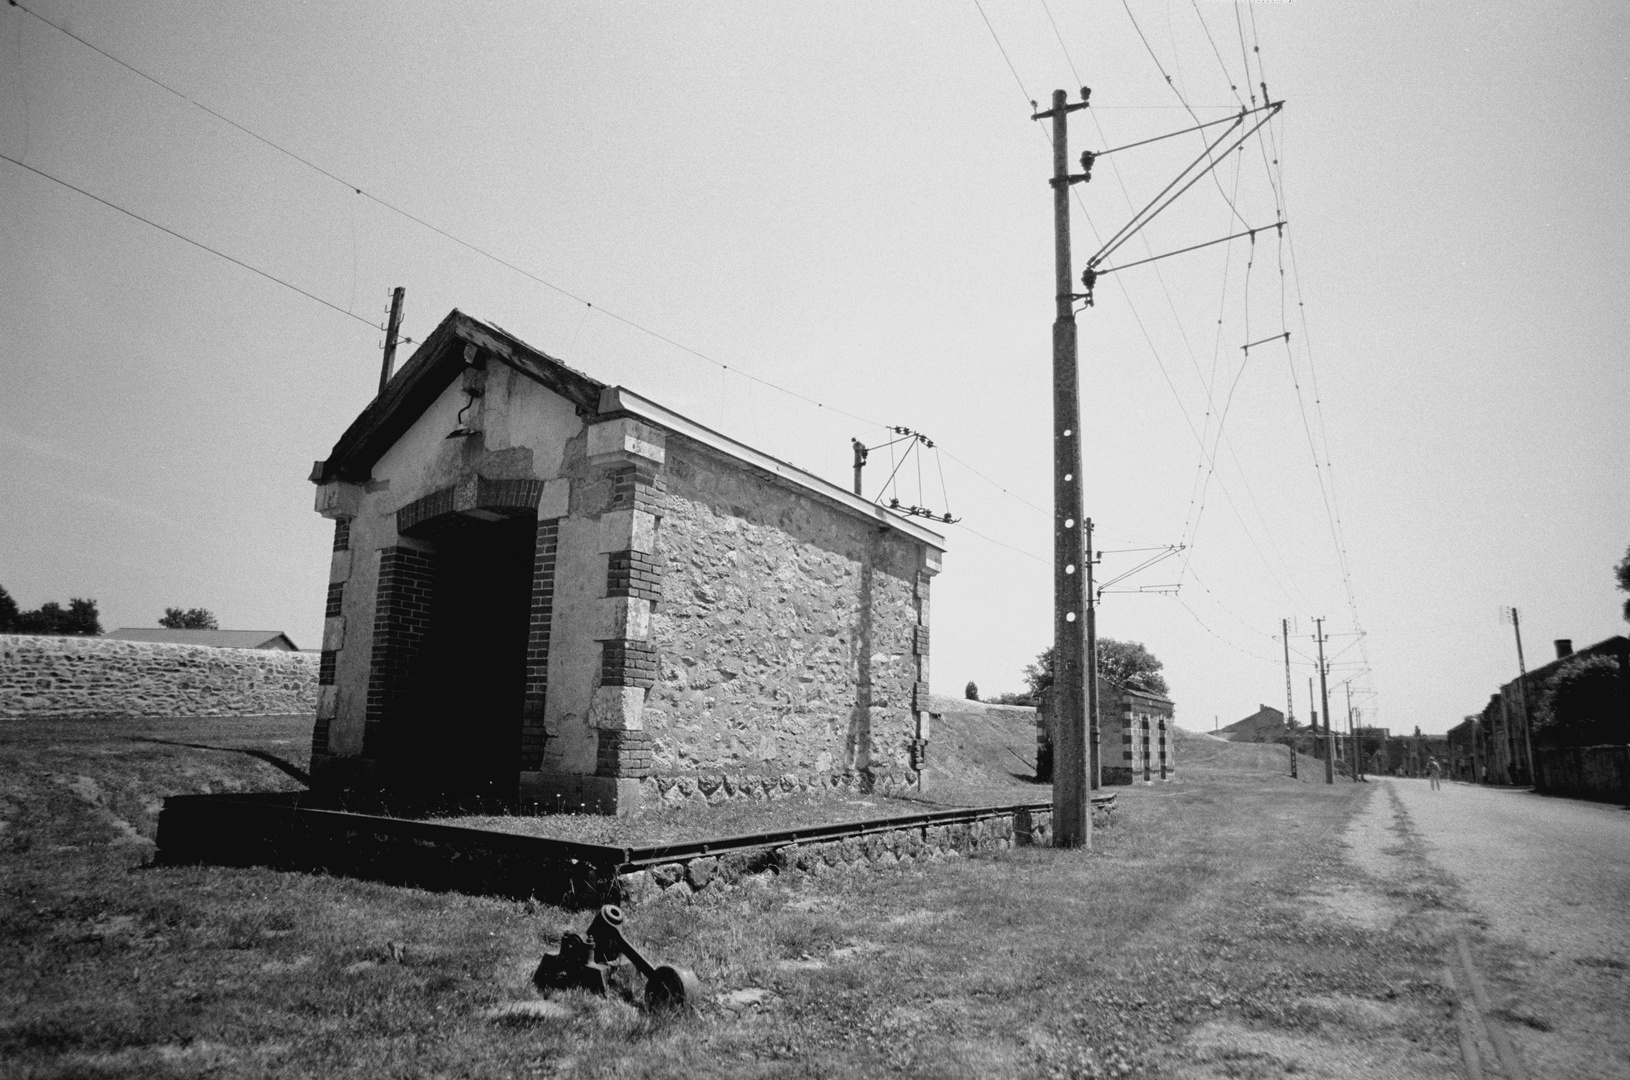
[1466,634,1629,788]
[307,310,944,815]
[1216,703,1286,743]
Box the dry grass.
[1,714,1461,1078]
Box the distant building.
[1472,635,1629,787]
[105,628,300,651]
[1216,704,1287,743]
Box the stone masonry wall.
[644,440,924,788]
[617,806,1060,906]
[0,634,317,719]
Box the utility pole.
[851,439,868,496]
[1505,606,1537,786]
[1282,618,1297,778]
[1037,87,1093,848]
[1314,617,1333,784]
[1344,682,1358,782]
[1086,517,1099,791]
[378,286,406,396]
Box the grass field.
[1,713,1459,1078]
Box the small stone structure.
[1036,683,1175,785]
[0,634,317,718]
[308,310,944,814]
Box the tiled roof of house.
[104,628,299,650]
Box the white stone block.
[317,685,339,719]
[597,509,657,554]
[586,417,666,465]
[537,478,570,520]
[589,685,646,731]
[593,597,652,641]
[329,549,352,584]
[314,481,362,520]
[322,617,345,652]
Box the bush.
[964,681,979,701]
[1536,654,1627,747]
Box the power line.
[1,151,388,336]
[1032,3,1318,616]
[9,0,883,430]
[973,0,1036,108]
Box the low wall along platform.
[0,634,318,719]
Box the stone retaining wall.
[638,767,920,808]
[0,634,318,719]
[616,803,1122,906]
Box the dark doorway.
[397,515,535,807]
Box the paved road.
[1390,778,1630,1079]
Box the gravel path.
[1390,778,1630,1079]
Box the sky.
[2,1,1627,736]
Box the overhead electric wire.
[9,0,882,430]
[1171,594,1282,666]
[973,0,1037,108]
[1118,0,1248,229]
[1,151,393,337]
[20,0,1109,544]
[1189,0,1248,108]
[1031,1,1320,632]
[1033,0,1299,610]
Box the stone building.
[1216,703,1286,743]
[1469,634,1629,787]
[307,310,944,814]
[1035,681,1175,786]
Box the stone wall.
[645,438,927,788]
[1535,744,1630,803]
[0,634,317,719]
[617,805,1061,906]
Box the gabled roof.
[1216,704,1287,741]
[311,310,947,551]
[312,310,605,485]
[106,629,299,650]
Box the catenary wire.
[2,151,392,337]
[8,0,884,429]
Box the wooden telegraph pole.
[1282,618,1297,778]
[1315,617,1334,784]
[1505,606,1538,786]
[1037,87,1094,848]
[378,286,406,396]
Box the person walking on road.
[1427,757,1442,791]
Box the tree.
[1616,544,1630,623]
[13,597,101,635]
[0,585,19,632]
[1023,638,1170,699]
[160,607,219,630]
[964,681,979,701]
